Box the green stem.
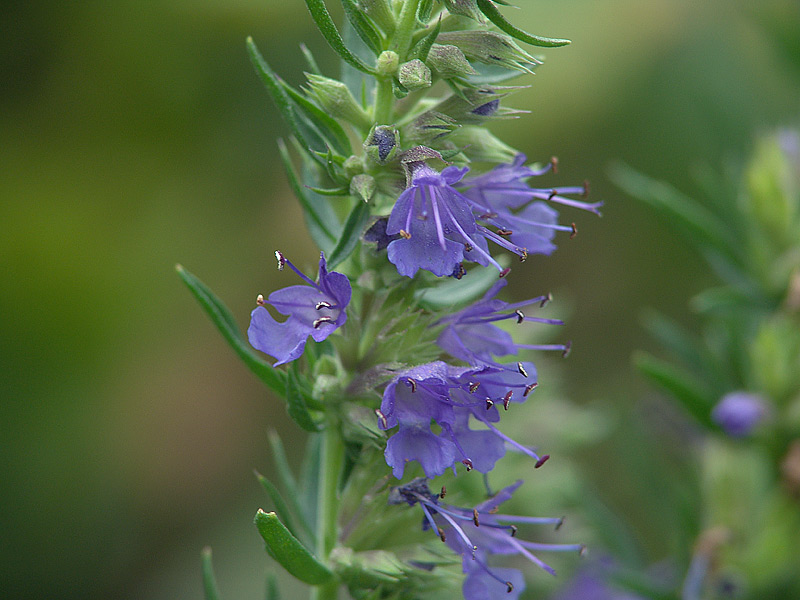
[390,0,422,60]
[373,76,394,125]
[310,418,345,600]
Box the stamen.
[550,156,559,174]
[535,455,550,469]
[583,179,590,198]
[548,189,558,201]
[496,228,513,236]
[407,378,417,393]
[399,229,411,239]
[506,582,514,594]
[540,292,552,308]
[440,486,447,499]
[454,263,466,279]
[503,391,512,410]
[478,211,498,220]
[469,381,480,393]
[315,301,332,310]
[555,517,565,531]
[464,243,473,252]
[473,508,480,527]
[510,525,517,537]
[313,316,333,328]
[275,250,286,270]
[485,399,494,410]
[562,340,572,358]
[462,458,474,472]
[519,248,528,262]
[570,222,577,239]
[514,309,525,324]
[375,409,388,429]
[517,362,528,377]
[256,294,265,306]
[438,527,446,542]
[499,267,511,278]
[523,382,538,396]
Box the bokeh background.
[2,1,799,598]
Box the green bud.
[305,73,371,130]
[438,30,540,73]
[441,0,484,21]
[750,316,800,404]
[402,110,460,144]
[448,126,519,164]
[376,50,400,77]
[343,155,365,178]
[398,59,432,91]
[426,44,477,79]
[433,85,523,124]
[359,0,395,33]
[364,125,399,165]
[350,173,376,203]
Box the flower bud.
[398,59,432,91]
[364,125,399,165]
[343,155,365,178]
[359,0,395,33]
[426,44,477,79]
[376,50,400,77]
[434,86,520,124]
[402,111,460,144]
[438,31,541,73]
[711,391,769,438]
[350,173,376,203]
[448,127,519,164]
[441,0,484,21]
[305,73,372,130]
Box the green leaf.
[306,185,351,196]
[326,201,370,269]
[341,0,383,56]
[634,351,715,427]
[266,573,281,600]
[300,43,322,75]
[409,15,441,61]
[304,0,377,74]
[254,509,334,585]
[281,82,352,157]
[175,265,285,394]
[476,0,571,47]
[286,363,321,432]
[255,471,314,542]
[247,37,325,159]
[201,547,222,600]
[415,263,503,309]
[417,0,434,24]
[277,140,339,254]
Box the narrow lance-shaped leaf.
[304,0,377,74]
[254,510,334,585]
[340,0,384,56]
[280,81,352,156]
[409,15,441,62]
[266,573,281,600]
[201,547,222,600]
[326,200,371,269]
[286,363,321,432]
[255,471,314,542]
[476,0,571,47]
[175,265,285,394]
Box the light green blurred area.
[1,1,798,598]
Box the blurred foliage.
[1,1,799,599]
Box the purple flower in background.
[389,479,583,599]
[437,279,569,368]
[248,251,351,366]
[386,162,504,278]
[711,391,769,438]
[377,361,550,478]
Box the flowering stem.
[311,417,345,600]
[373,76,394,125]
[389,0,421,60]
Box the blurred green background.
[2,1,798,598]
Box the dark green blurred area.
[2,1,798,598]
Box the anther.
[464,243,473,252]
[550,156,559,174]
[510,525,517,537]
[455,263,466,279]
[438,527,446,542]
[555,517,565,531]
[523,382,538,396]
[517,362,528,377]
[375,409,388,429]
[275,250,286,270]
[469,381,480,393]
[499,267,511,278]
[496,228,513,236]
[514,309,525,324]
[582,179,590,198]
[472,508,480,527]
[535,454,550,469]
[540,292,552,308]
[256,294,265,306]
[548,189,558,201]
[407,378,417,393]
[562,340,572,358]
[506,581,514,594]
[570,222,577,239]
[399,229,411,239]
[503,391,513,410]
[479,211,498,220]
[313,316,333,329]
[485,399,494,410]
[440,486,447,499]
[579,544,587,557]
[462,458,474,472]
[315,301,332,310]
[519,248,528,262]
[489,506,499,514]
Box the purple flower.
[437,279,569,368]
[377,361,549,478]
[389,479,584,599]
[711,391,769,438]
[247,251,351,366]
